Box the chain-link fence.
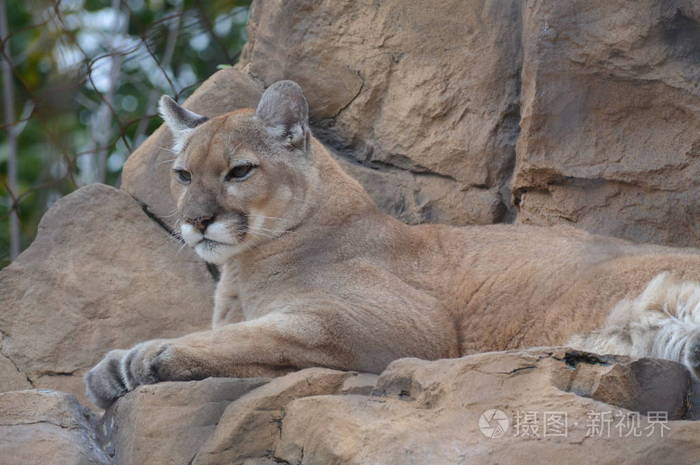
[0,0,250,267]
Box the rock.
[337,157,506,225]
[0,389,109,465]
[192,368,355,465]
[0,184,214,405]
[513,0,700,247]
[87,349,699,465]
[241,0,523,226]
[100,377,268,465]
[120,67,263,228]
[338,372,379,396]
[0,351,31,392]
[273,349,700,465]
[550,350,691,420]
[93,370,375,465]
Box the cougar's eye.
[173,168,191,184]
[225,163,256,182]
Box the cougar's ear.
[158,95,208,150]
[255,80,309,151]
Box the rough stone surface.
[274,349,700,465]
[99,377,268,465]
[513,0,700,247]
[192,368,355,465]
[550,351,692,420]
[0,184,214,405]
[0,390,109,465]
[120,67,263,228]
[339,372,379,396]
[82,349,700,465]
[0,351,31,392]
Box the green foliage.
[0,0,251,267]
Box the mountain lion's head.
[158,80,319,264]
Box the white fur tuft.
[570,272,700,378]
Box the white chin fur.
[195,241,231,264]
[194,241,250,264]
[180,223,203,246]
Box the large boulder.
[0,184,214,405]
[513,0,700,246]
[99,377,268,465]
[0,390,109,465]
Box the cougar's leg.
[86,311,359,407]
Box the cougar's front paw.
[84,339,171,408]
[84,349,129,408]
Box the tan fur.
[85,81,700,408]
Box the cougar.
[85,80,700,408]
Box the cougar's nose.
[188,215,215,233]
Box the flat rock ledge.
[0,184,214,405]
[1,348,699,465]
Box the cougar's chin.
[179,221,244,264]
[194,239,239,265]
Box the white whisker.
[246,226,284,235]
[158,146,179,154]
[246,214,290,222]
[177,241,189,254]
[244,229,277,239]
[160,210,179,220]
